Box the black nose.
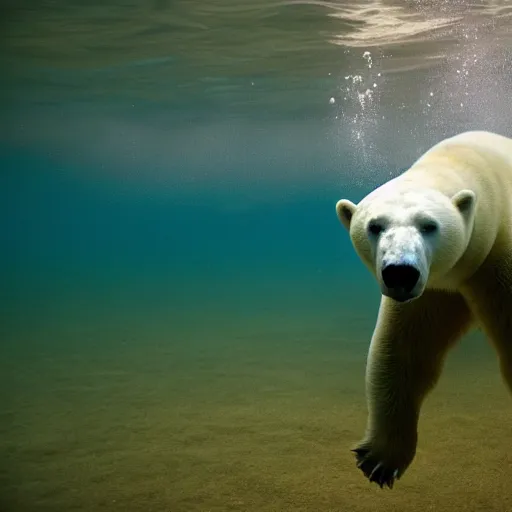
[381,264,420,292]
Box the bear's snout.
[381,264,420,295]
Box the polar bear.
[335,130,512,489]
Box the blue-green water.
[1,143,375,339]
[2,2,512,511]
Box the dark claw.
[351,449,400,490]
[369,462,385,488]
[357,458,375,478]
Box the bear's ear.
[451,189,476,222]
[336,199,357,231]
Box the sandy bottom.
[1,321,511,512]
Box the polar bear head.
[336,186,476,302]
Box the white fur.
[335,130,512,489]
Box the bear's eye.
[368,222,384,236]
[420,222,438,234]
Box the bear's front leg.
[354,290,473,489]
